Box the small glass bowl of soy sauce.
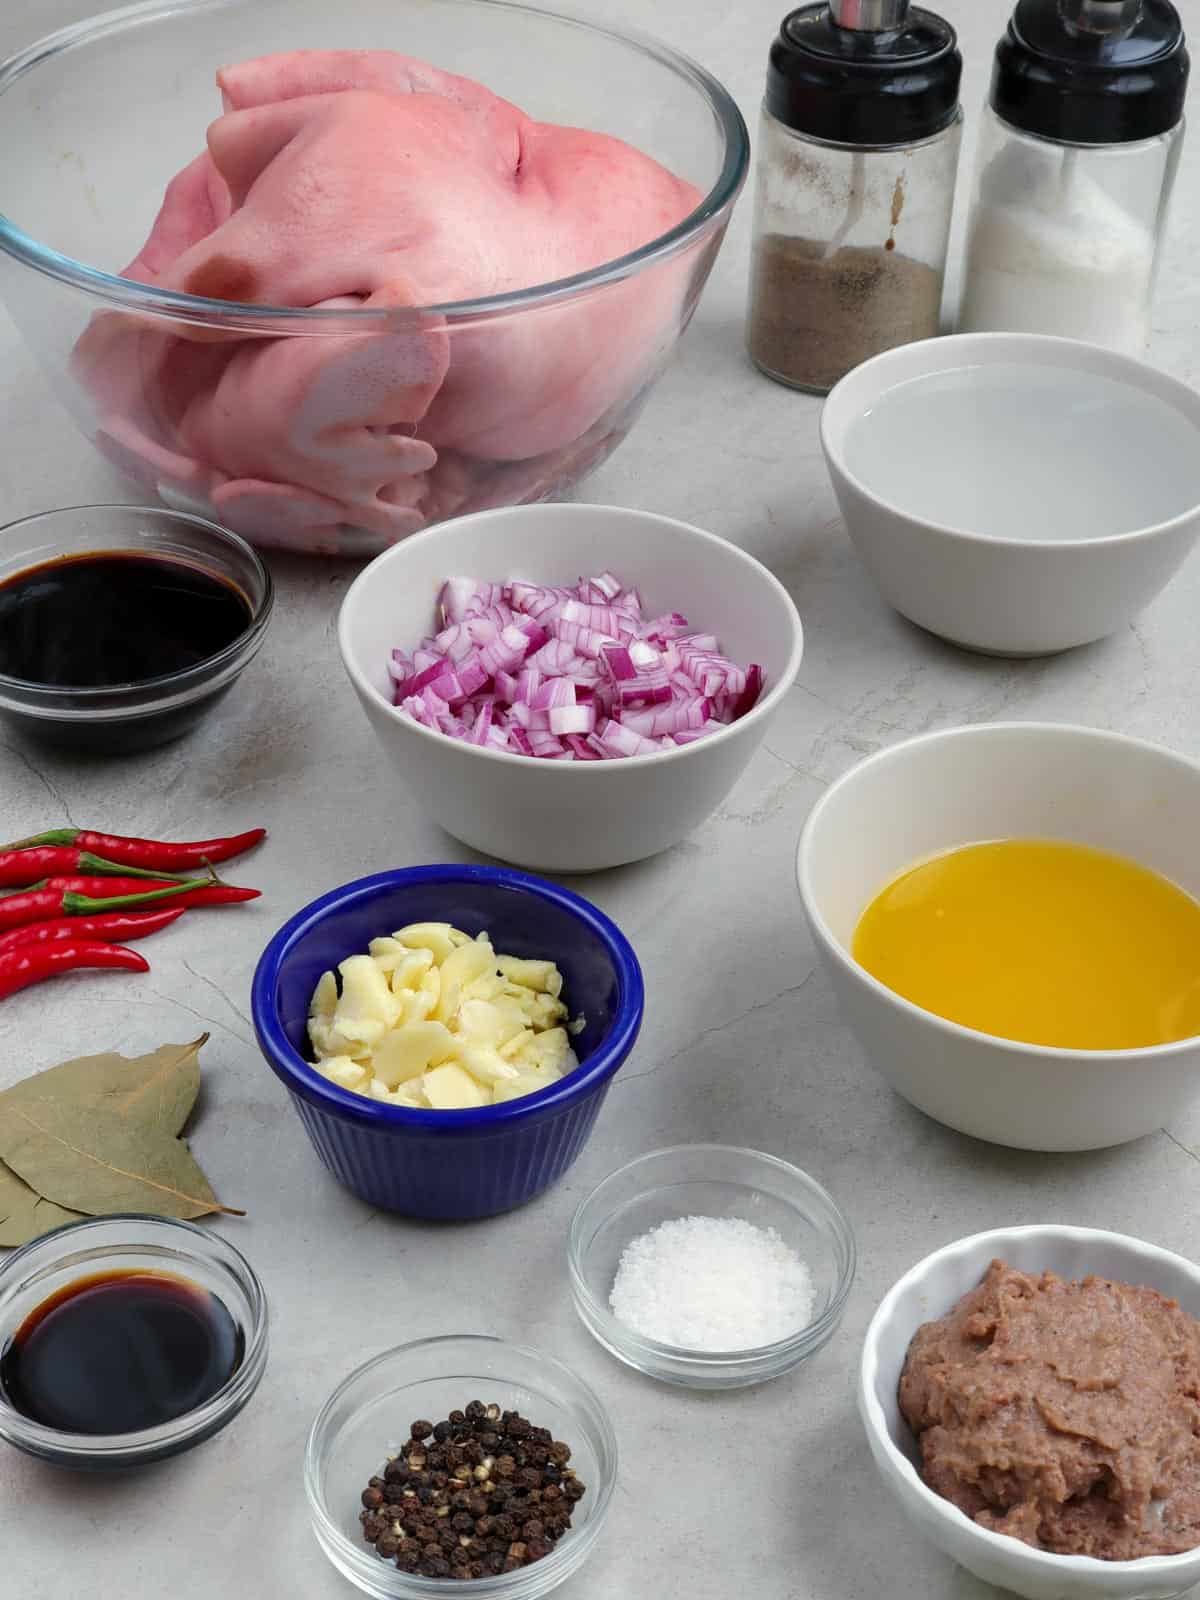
[0,1215,268,1469]
[0,505,273,754]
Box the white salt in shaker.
[959,0,1189,354]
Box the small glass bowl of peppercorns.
[305,1335,617,1597]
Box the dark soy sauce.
[0,1270,244,1434]
[0,551,252,689]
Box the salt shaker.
[959,0,1189,354]
[746,0,963,395]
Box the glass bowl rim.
[251,863,646,1130]
[567,1142,858,1366]
[0,503,274,706]
[303,1331,619,1596]
[0,0,750,326]
[0,1213,270,1461]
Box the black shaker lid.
[991,0,1189,144]
[765,0,962,147]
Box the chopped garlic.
[315,1055,369,1092]
[394,923,459,963]
[307,925,582,1110]
[423,1062,490,1109]
[497,957,560,995]
[371,1020,457,1088]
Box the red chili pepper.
[0,941,149,999]
[0,907,186,957]
[0,848,189,888]
[27,877,261,910]
[12,876,185,899]
[0,876,223,934]
[0,826,267,870]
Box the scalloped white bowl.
[860,1224,1200,1600]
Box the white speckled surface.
[1,3,1199,1597]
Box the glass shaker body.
[747,108,963,395]
[958,106,1185,354]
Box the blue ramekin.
[251,865,644,1221]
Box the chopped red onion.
[392,573,765,760]
[439,577,482,625]
[600,644,636,683]
[548,704,596,736]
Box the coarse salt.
[609,1215,816,1352]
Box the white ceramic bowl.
[861,1224,1200,1600]
[338,503,803,872]
[820,333,1200,656]
[796,721,1200,1152]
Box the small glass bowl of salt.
[567,1144,855,1389]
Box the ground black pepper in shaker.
[746,0,964,394]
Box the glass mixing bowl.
[0,0,748,558]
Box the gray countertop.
[2,2,1199,1597]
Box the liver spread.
[898,1258,1200,1559]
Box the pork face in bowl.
[338,503,804,873]
[861,1225,1200,1600]
[0,0,748,557]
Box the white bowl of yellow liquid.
[820,333,1200,656]
[796,722,1200,1152]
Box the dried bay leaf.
[0,1161,84,1248]
[0,1037,205,1138]
[0,1101,243,1221]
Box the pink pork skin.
[72,51,701,548]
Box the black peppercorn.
[358,1403,585,1581]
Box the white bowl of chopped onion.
[338,504,804,872]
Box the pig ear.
[217,49,507,116]
[213,477,426,548]
[217,50,376,110]
[205,98,316,209]
[213,478,348,543]
[121,152,231,282]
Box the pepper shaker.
[746,0,964,395]
[958,0,1189,353]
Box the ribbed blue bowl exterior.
[289,1084,612,1220]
